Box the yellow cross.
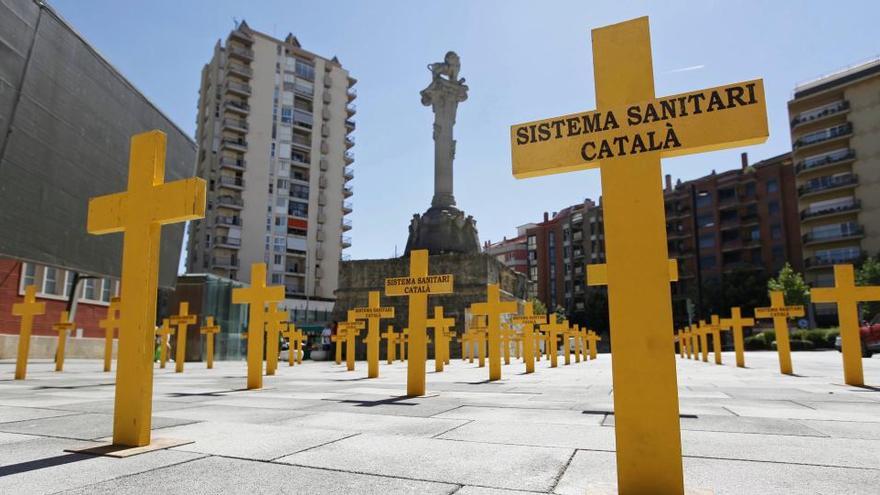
[705,315,725,365]
[720,307,754,368]
[98,297,121,373]
[87,130,206,447]
[540,316,567,368]
[510,301,547,373]
[52,311,75,372]
[811,264,880,386]
[156,318,174,369]
[330,328,347,365]
[509,17,768,492]
[499,323,516,365]
[755,291,805,375]
[381,325,397,364]
[696,320,710,363]
[281,323,302,367]
[468,312,489,367]
[472,284,518,381]
[339,319,366,372]
[385,249,453,396]
[688,324,699,360]
[169,302,198,374]
[351,291,395,378]
[427,306,455,372]
[233,263,284,390]
[199,316,220,369]
[676,329,685,359]
[264,302,288,376]
[12,285,46,380]
[585,330,601,360]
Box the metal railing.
[801,199,860,219]
[795,150,855,174]
[798,174,857,196]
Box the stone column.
[421,76,468,208]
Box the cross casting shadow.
[164,388,249,398]
[0,453,88,477]
[586,410,699,419]
[335,395,417,407]
[847,384,880,392]
[35,383,115,390]
[330,377,373,382]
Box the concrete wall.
[0,333,116,360]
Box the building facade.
[664,152,802,324]
[788,58,880,300]
[483,229,530,276]
[186,22,355,320]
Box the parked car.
[835,316,880,357]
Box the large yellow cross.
[52,311,76,372]
[811,264,880,386]
[427,306,455,372]
[12,285,46,380]
[705,314,725,365]
[755,291,805,375]
[720,307,754,368]
[98,297,121,373]
[351,291,395,378]
[87,130,206,447]
[472,284,518,381]
[509,17,768,492]
[381,325,397,364]
[264,302,288,376]
[169,302,198,374]
[585,330,601,360]
[511,302,545,374]
[385,249,453,396]
[232,263,284,390]
[339,319,366,372]
[540,316,566,368]
[199,316,220,369]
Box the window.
[290,184,309,199]
[700,255,717,269]
[83,279,97,300]
[744,182,756,197]
[698,233,715,249]
[274,254,283,265]
[295,59,315,81]
[767,179,778,193]
[696,191,712,208]
[772,245,784,261]
[768,200,780,215]
[749,228,760,241]
[696,214,715,228]
[527,235,536,250]
[529,266,537,281]
[281,106,293,124]
[771,225,782,240]
[43,267,58,295]
[101,279,111,302]
[288,202,308,218]
[293,110,313,128]
[22,263,36,288]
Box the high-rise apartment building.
[483,230,530,276]
[788,58,880,305]
[186,22,355,320]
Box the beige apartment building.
[789,58,880,300]
[186,22,355,320]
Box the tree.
[767,263,810,306]
[583,288,610,334]
[529,297,548,315]
[856,256,880,321]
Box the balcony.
[229,27,253,44]
[791,100,849,128]
[214,215,242,227]
[343,186,353,198]
[342,201,353,214]
[805,251,863,270]
[795,149,855,175]
[225,80,252,97]
[342,218,352,231]
[227,45,254,62]
[216,195,243,209]
[347,88,357,102]
[793,123,852,150]
[800,199,860,220]
[344,168,354,181]
[221,138,247,152]
[798,174,858,198]
[341,235,352,248]
[285,284,305,297]
[346,104,356,117]
[345,119,356,131]
[224,100,250,115]
[222,118,248,133]
[218,156,246,171]
[802,226,864,246]
[226,62,252,78]
[345,136,355,148]
[217,176,245,190]
[212,256,239,269]
[214,236,241,249]
[344,151,354,164]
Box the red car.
[835,317,880,357]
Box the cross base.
[65,437,194,458]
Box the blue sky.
[53,0,880,263]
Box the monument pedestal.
[404,206,479,255]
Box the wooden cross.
[385,249,453,396]
[339,319,366,372]
[351,291,395,378]
[169,302,198,374]
[199,316,220,369]
[472,284,518,381]
[264,302,288,376]
[87,130,206,447]
[98,297,121,373]
[232,263,284,389]
[52,311,76,372]
[381,325,397,364]
[720,307,754,369]
[810,264,879,386]
[540,316,566,368]
[509,17,768,492]
[755,291,805,375]
[705,315,725,365]
[12,285,46,380]
[427,306,455,372]
[156,318,174,369]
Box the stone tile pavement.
[0,351,878,494]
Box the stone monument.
[405,52,480,255]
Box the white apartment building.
[186,22,355,320]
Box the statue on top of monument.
[427,51,465,84]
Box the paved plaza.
[0,351,878,494]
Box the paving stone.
[308,394,464,418]
[277,433,573,491]
[434,405,605,426]
[0,412,198,441]
[0,405,81,424]
[796,419,880,440]
[438,420,616,450]
[273,410,468,437]
[154,404,311,424]
[603,413,826,437]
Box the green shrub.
[744,330,775,350]
[791,328,840,348]
[771,339,815,351]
